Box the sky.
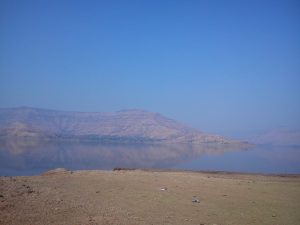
[0,0,299,137]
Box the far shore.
[1,168,300,225]
[112,167,300,177]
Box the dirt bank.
[1,169,300,225]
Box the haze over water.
[0,140,299,176]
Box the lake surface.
[0,139,299,176]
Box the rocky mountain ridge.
[0,107,244,144]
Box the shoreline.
[2,167,300,178]
[114,168,300,177]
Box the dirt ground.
[0,169,300,225]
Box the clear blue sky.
[0,0,299,137]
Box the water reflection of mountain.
[0,139,249,175]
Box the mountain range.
[0,107,245,145]
[251,128,300,146]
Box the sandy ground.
[0,169,300,225]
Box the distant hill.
[251,128,300,146]
[0,107,246,145]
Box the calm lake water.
[0,139,299,176]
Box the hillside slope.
[0,107,243,144]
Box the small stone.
[272,214,277,217]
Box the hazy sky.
[0,0,299,137]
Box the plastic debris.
[192,196,200,203]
